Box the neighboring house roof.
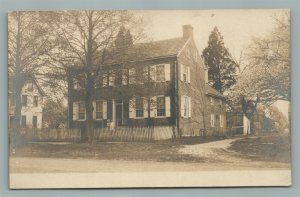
[99,37,190,65]
[8,76,45,96]
[205,84,225,99]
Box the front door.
[115,99,123,126]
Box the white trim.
[177,38,191,57]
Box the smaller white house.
[8,77,44,129]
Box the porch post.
[112,99,116,127]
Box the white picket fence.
[21,128,81,142]
[95,126,175,142]
[18,126,176,142]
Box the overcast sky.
[134,9,290,119]
[134,9,288,61]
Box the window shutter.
[165,96,171,117]
[150,65,156,81]
[180,64,184,81]
[211,114,215,127]
[181,96,184,117]
[143,98,149,118]
[73,102,78,120]
[129,98,136,119]
[103,101,107,119]
[92,101,96,119]
[220,115,224,127]
[150,96,157,117]
[187,66,191,83]
[165,64,171,81]
[188,97,192,118]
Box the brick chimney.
[182,25,193,39]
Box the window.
[128,68,135,84]
[157,96,166,116]
[182,65,187,82]
[115,70,123,86]
[122,69,128,85]
[183,96,189,117]
[156,65,165,81]
[211,114,215,127]
[22,95,27,106]
[181,64,190,83]
[108,71,115,86]
[32,116,37,128]
[33,96,38,107]
[95,101,103,119]
[102,72,108,87]
[21,115,26,128]
[78,102,85,120]
[135,98,144,118]
[181,96,191,118]
[73,78,83,90]
[94,73,103,88]
[135,67,147,84]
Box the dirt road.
[9,137,291,188]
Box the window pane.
[96,101,103,119]
[78,103,85,120]
[157,97,165,116]
[135,98,144,117]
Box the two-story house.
[8,77,44,129]
[68,25,225,137]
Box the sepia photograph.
[8,9,291,188]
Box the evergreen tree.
[202,27,239,93]
[115,26,133,47]
[125,30,133,46]
[115,26,126,47]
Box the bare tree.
[47,11,144,142]
[8,11,57,143]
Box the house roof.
[101,37,190,65]
[8,76,45,96]
[205,84,225,99]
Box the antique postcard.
[8,9,291,188]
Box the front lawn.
[229,134,291,163]
[10,136,226,163]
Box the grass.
[11,134,290,164]
[229,133,291,163]
[11,136,226,163]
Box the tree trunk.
[12,12,24,147]
[243,114,251,135]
